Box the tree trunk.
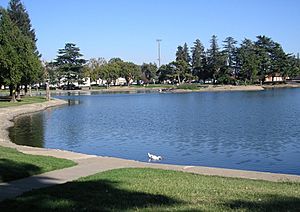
[29,86,32,97]
[177,74,181,84]
[11,93,16,102]
[46,82,50,101]
[9,85,13,97]
[16,85,21,101]
[25,85,28,95]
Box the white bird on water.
[148,153,162,162]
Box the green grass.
[0,96,47,108]
[0,146,76,182]
[1,168,299,211]
[177,83,200,90]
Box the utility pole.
[156,39,162,67]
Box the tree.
[176,43,191,64]
[83,57,106,82]
[255,35,274,83]
[8,0,42,94]
[7,0,37,44]
[236,39,260,84]
[99,61,120,88]
[141,63,157,84]
[120,61,140,85]
[191,39,208,82]
[157,64,176,83]
[54,43,86,87]
[170,60,192,84]
[270,42,289,80]
[223,37,237,78]
[183,43,191,64]
[176,45,185,62]
[207,35,224,83]
[0,9,24,101]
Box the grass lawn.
[0,168,299,211]
[0,146,76,183]
[0,96,47,108]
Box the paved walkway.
[1,99,300,202]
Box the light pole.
[156,39,162,67]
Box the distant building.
[264,73,286,83]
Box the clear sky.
[1,0,300,65]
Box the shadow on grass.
[223,194,300,212]
[0,179,183,211]
[0,159,41,182]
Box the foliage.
[191,39,209,82]
[7,0,42,91]
[53,43,86,86]
[207,35,226,83]
[1,168,300,211]
[141,62,157,84]
[120,61,140,85]
[0,9,24,100]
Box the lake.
[9,88,300,175]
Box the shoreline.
[1,97,300,182]
[50,84,300,95]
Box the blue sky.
[1,0,300,64]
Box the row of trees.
[0,0,43,101]
[46,43,158,88]
[158,35,300,85]
[52,36,299,88]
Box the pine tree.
[236,39,259,84]
[191,39,208,82]
[207,35,224,83]
[54,43,86,87]
[7,0,37,46]
[176,45,185,62]
[7,0,42,94]
[223,37,237,77]
[0,9,23,101]
[183,43,191,63]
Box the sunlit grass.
[0,146,76,182]
[0,96,47,108]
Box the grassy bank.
[0,96,47,108]
[0,146,76,182]
[1,168,299,211]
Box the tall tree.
[236,39,260,84]
[191,39,208,82]
[54,43,86,87]
[176,43,191,64]
[255,35,274,83]
[223,37,237,77]
[0,9,24,101]
[207,35,224,83]
[7,0,36,43]
[7,0,42,93]
[176,45,185,62]
[183,43,191,64]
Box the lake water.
[9,88,300,175]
